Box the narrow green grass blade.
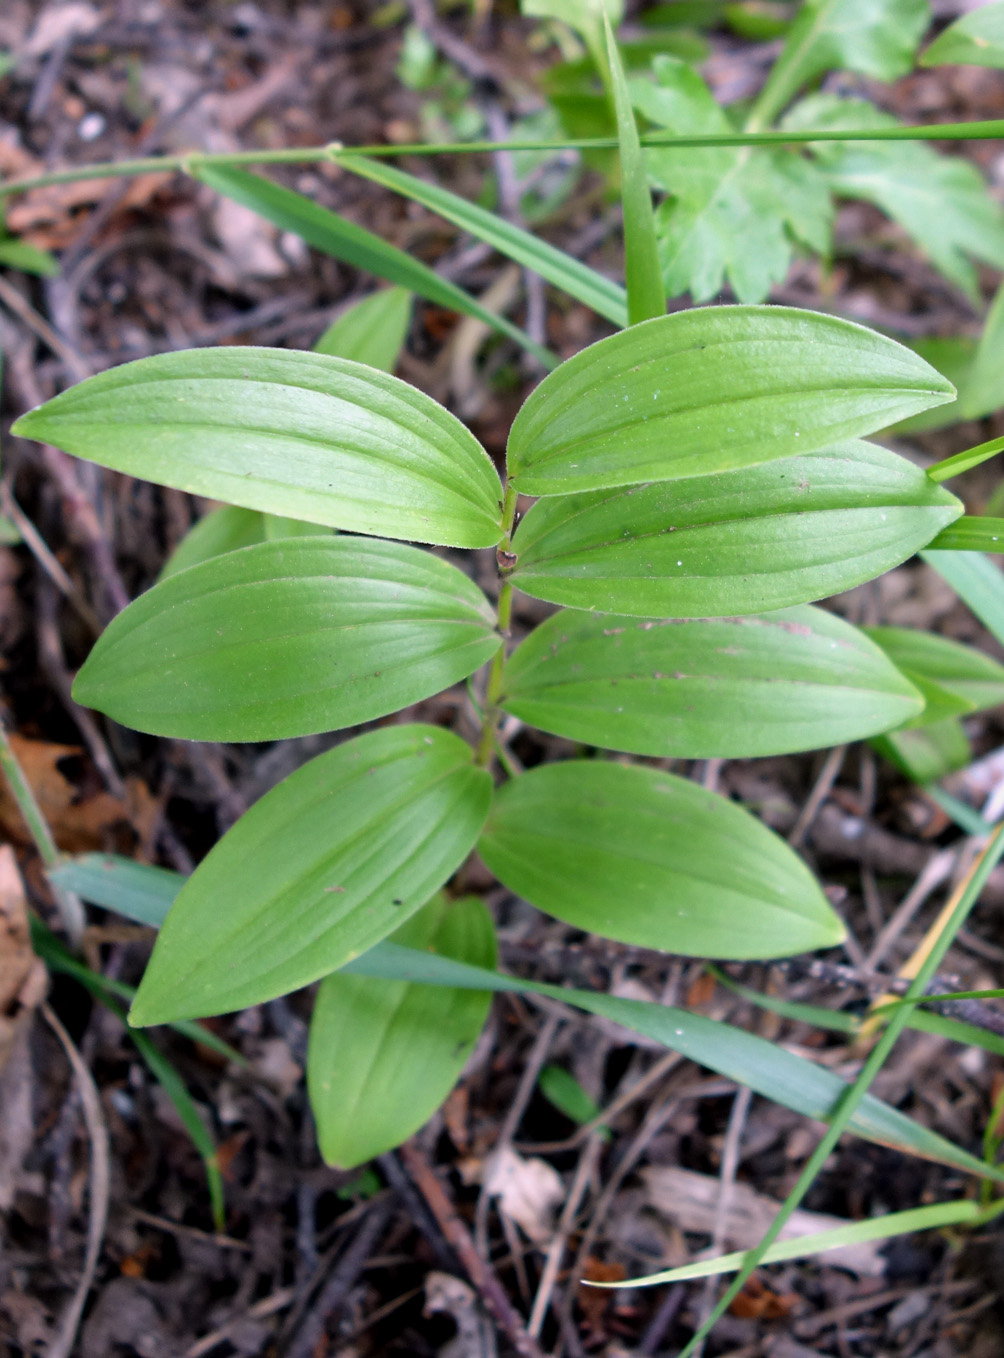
[923,549,1004,647]
[602,10,664,323]
[923,784,994,837]
[193,165,557,368]
[334,156,628,327]
[598,1199,983,1287]
[927,517,1004,553]
[48,853,182,927]
[928,434,1004,483]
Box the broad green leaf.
[749,0,931,129]
[129,725,492,1024]
[478,760,845,958]
[604,14,664,323]
[923,550,1004,649]
[345,942,1001,1180]
[510,440,962,616]
[308,895,495,1168]
[785,95,1004,304]
[506,307,955,495]
[0,234,59,276]
[635,56,832,303]
[261,514,334,541]
[73,538,500,742]
[13,347,505,549]
[194,166,555,369]
[334,155,628,327]
[500,605,923,757]
[313,286,412,371]
[928,517,1004,554]
[922,3,1004,69]
[159,505,268,581]
[865,626,1004,721]
[872,718,972,784]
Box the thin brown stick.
[400,1140,547,1358]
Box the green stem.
[678,818,1004,1358]
[0,721,85,943]
[5,119,1004,197]
[475,483,518,770]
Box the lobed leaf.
[477,759,845,959]
[129,725,492,1024]
[13,347,505,549]
[74,537,499,742]
[500,605,924,757]
[505,306,954,496]
[308,895,495,1168]
[510,440,961,616]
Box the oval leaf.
[500,605,924,757]
[313,286,412,370]
[308,894,495,1168]
[129,725,492,1024]
[506,307,954,496]
[159,504,268,581]
[510,441,962,616]
[12,347,504,549]
[74,537,500,742]
[478,760,845,959]
[864,626,1004,717]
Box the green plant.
[9,15,1004,1350]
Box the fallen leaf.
[0,846,46,1075]
[482,1146,563,1245]
[23,2,101,58]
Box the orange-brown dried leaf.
[0,846,47,1076]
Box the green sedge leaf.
[335,156,628,328]
[500,605,923,758]
[923,549,1004,649]
[603,10,664,324]
[505,307,954,496]
[510,440,961,616]
[864,626,1004,720]
[129,725,492,1024]
[477,760,845,959]
[872,718,972,784]
[922,3,1004,69]
[73,538,500,742]
[194,166,555,368]
[308,895,495,1168]
[13,347,504,549]
[313,286,412,371]
[0,235,60,277]
[345,943,1000,1180]
[538,1065,609,1134]
[749,0,930,129]
[928,516,1004,554]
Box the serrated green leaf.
[500,604,924,757]
[129,725,492,1024]
[478,760,845,958]
[345,942,1000,1180]
[872,718,972,784]
[308,895,495,1168]
[506,306,954,496]
[864,626,1004,719]
[510,440,962,616]
[313,286,412,370]
[922,3,1004,69]
[750,0,931,128]
[12,347,505,549]
[73,538,500,742]
[194,166,555,369]
[634,55,832,303]
[335,155,628,328]
[785,94,1004,304]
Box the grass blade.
[923,549,1004,647]
[927,517,1004,553]
[334,155,628,327]
[927,434,1004,483]
[193,165,557,368]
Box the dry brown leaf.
[482,1146,563,1244]
[0,734,159,854]
[7,172,176,250]
[0,845,46,1076]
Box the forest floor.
[3,2,1004,1356]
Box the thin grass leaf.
[928,434,1004,483]
[596,1199,984,1287]
[923,550,1004,648]
[602,9,663,323]
[193,165,556,368]
[927,517,1004,553]
[334,155,628,327]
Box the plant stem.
[0,721,85,943]
[4,118,1004,197]
[475,482,518,770]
